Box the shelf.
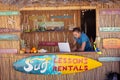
[16,52,97,56]
[22,30,72,33]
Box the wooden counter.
[0,52,119,80]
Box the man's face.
[73,32,81,38]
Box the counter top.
[0,52,99,60]
[0,52,97,56]
[0,52,119,59]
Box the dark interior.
[81,9,96,43]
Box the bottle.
[95,36,101,49]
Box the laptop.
[58,42,71,52]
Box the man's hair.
[72,27,81,33]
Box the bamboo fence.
[0,52,119,80]
[0,10,21,52]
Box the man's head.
[72,28,81,38]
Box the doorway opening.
[81,9,96,43]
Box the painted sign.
[100,10,120,15]
[0,28,21,33]
[13,55,102,75]
[0,11,20,16]
[0,34,19,40]
[39,42,58,46]
[38,22,64,27]
[100,27,120,32]
[0,49,17,54]
[29,15,45,21]
[98,57,120,62]
[103,38,120,49]
[51,15,73,19]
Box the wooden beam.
[20,6,96,11]
[20,6,82,11]
[80,6,96,9]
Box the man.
[72,27,93,51]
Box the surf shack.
[0,0,120,80]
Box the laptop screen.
[58,42,71,52]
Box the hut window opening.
[81,9,96,45]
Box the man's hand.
[72,46,77,51]
[77,42,86,51]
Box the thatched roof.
[0,0,120,10]
[0,0,120,8]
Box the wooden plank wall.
[21,10,81,30]
[98,9,120,54]
[0,4,20,52]
[21,10,81,52]
[0,53,119,80]
[0,15,20,29]
[0,33,20,51]
[0,3,18,10]
[98,9,120,78]
[21,31,74,52]
[0,17,20,51]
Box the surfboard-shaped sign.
[13,55,102,75]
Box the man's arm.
[72,40,77,51]
[78,42,86,51]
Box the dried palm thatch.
[0,0,120,8]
